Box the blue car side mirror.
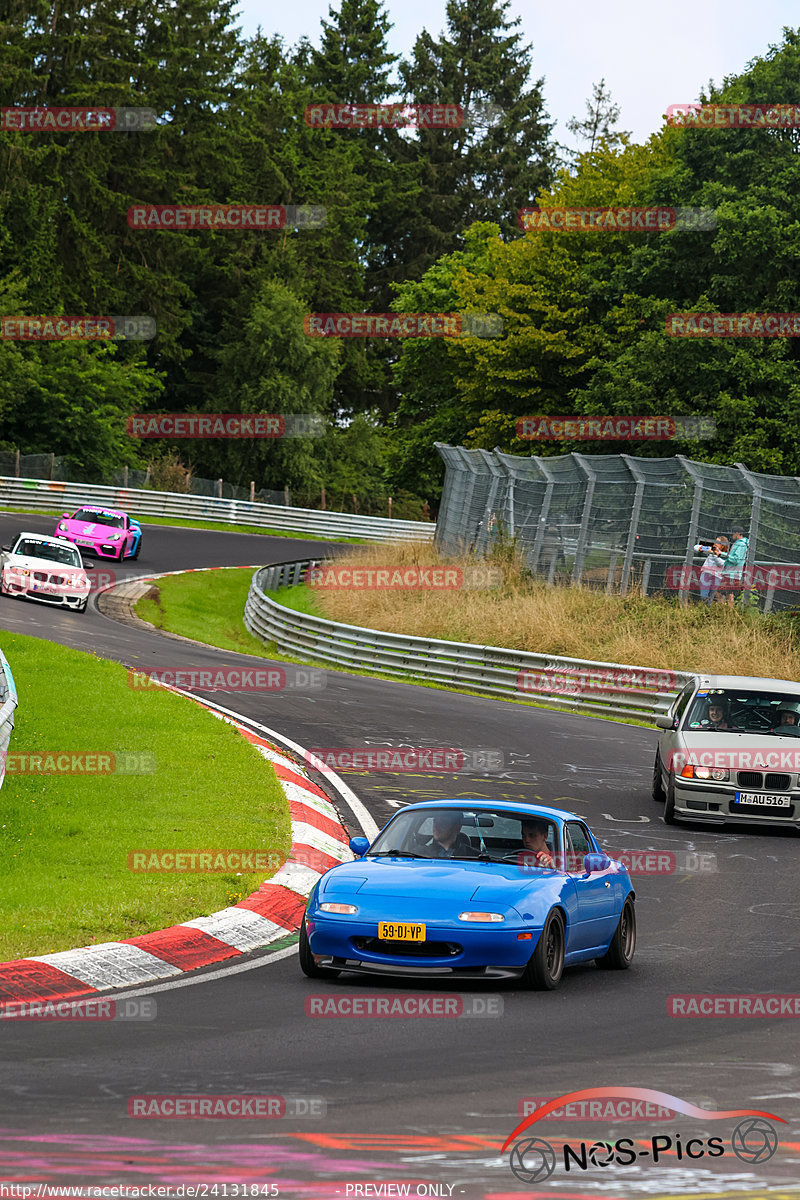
[584,852,612,873]
[349,836,370,857]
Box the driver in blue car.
[425,811,475,858]
[520,818,555,868]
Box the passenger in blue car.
[520,819,555,869]
[424,812,476,858]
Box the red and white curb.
[0,700,353,1004]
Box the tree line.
[1,2,799,511]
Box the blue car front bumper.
[306,915,539,979]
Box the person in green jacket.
[719,529,750,607]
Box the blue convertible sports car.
[299,800,636,990]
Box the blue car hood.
[319,858,556,907]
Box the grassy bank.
[130,548,800,696]
[0,630,290,959]
[306,543,800,681]
[136,566,296,656]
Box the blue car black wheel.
[299,917,340,980]
[521,909,565,990]
[596,898,636,970]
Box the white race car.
[0,532,93,613]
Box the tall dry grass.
[313,542,800,679]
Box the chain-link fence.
[435,444,800,613]
[0,452,289,505]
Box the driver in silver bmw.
[772,701,800,732]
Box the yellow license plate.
[378,921,426,941]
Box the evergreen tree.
[396,0,556,280]
[566,78,630,154]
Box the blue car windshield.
[367,807,560,863]
[685,689,800,737]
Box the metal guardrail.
[0,477,436,544]
[0,647,19,791]
[244,559,694,720]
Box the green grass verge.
[0,630,290,959]
[0,506,367,544]
[136,567,299,656]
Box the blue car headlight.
[458,911,505,922]
[320,902,358,914]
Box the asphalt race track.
[0,513,798,1196]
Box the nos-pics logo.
[505,1087,782,1182]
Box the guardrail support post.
[677,456,703,605]
[572,454,596,586]
[736,463,762,609]
[606,552,618,593]
[529,458,554,575]
[250,481,255,502]
[620,454,645,595]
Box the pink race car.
[56,506,143,561]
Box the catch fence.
[435,445,800,613]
